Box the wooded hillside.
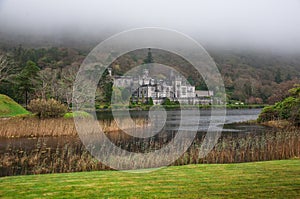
[0,45,299,106]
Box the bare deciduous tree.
[38,68,59,99]
[0,54,17,82]
[58,65,77,108]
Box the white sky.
[0,0,300,50]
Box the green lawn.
[0,160,299,198]
[0,94,29,118]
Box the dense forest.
[0,45,299,107]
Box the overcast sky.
[0,0,300,51]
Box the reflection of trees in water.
[99,117,150,133]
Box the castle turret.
[108,67,112,76]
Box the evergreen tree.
[148,97,154,105]
[144,48,153,64]
[16,61,41,107]
[275,69,282,83]
[286,73,292,81]
[103,82,113,104]
[99,69,113,104]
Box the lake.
[96,108,263,131]
[3,108,292,176]
[0,109,264,152]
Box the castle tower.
[174,76,182,98]
[143,69,149,78]
[108,67,112,76]
[170,70,175,80]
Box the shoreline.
[0,108,268,139]
[0,117,272,139]
[95,104,266,112]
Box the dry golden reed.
[0,117,149,138]
[1,128,299,176]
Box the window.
[182,88,187,95]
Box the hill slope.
[0,94,29,117]
[111,48,300,103]
[1,46,300,105]
[0,160,299,198]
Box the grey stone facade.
[111,68,213,105]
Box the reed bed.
[175,129,300,165]
[0,117,149,138]
[0,118,77,137]
[0,127,299,176]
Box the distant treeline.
[0,46,300,107]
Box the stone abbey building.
[109,68,213,105]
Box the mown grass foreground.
[0,160,299,198]
[0,94,29,118]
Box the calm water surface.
[0,109,264,151]
[97,108,262,131]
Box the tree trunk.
[25,91,28,108]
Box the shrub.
[162,98,172,106]
[258,85,300,126]
[291,107,300,126]
[257,106,278,122]
[63,111,93,119]
[162,98,180,108]
[274,97,298,119]
[28,99,67,119]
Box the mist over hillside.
[1,0,300,53]
[1,0,300,105]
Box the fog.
[0,0,300,52]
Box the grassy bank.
[0,94,29,118]
[0,159,299,198]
